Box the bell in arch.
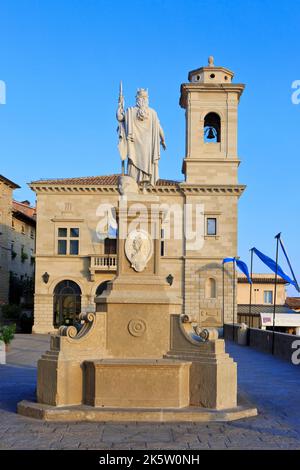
[206,127,216,139]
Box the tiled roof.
[30,174,180,186]
[0,174,20,189]
[238,304,297,315]
[238,273,287,284]
[12,200,36,224]
[285,297,300,310]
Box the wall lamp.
[42,272,50,284]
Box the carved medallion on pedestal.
[125,229,153,272]
[128,318,147,337]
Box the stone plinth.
[96,275,182,358]
[37,312,107,406]
[166,343,237,410]
[166,315,237,410]
[84,359,191,408]
[18,189,253,421]
[18,398,257,422]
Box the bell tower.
[180,56,245,184]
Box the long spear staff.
[118,81,126,176]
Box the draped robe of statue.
[118,106,165,186]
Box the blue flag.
[223,257,252,284]
[251,247,297,288]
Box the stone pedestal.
[37,312,107,406]
[95,195,182,360]
[84,359,191,408]
[18,190,256,421]
[96,276,181,358]
[165,315,237,410]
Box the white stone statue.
[117,83,166,187]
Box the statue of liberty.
[116,84,166,187]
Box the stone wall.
[184,260,236,327]
[32,188,239,332]
[0,182,13,305]
[224,323,300,363]
[237,277,286,305]
[10,216,35,280]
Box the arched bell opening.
[204,112,221,143]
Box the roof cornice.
[29,182,245,196]
[180,83,245,108]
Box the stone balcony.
[89,254,117,280]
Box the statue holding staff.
[117,83,166,186]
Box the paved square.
[0,334,300,449]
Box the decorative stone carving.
[128,318,147,337]
[58,324,78,338]
[200,308,222,326]
[180,314,219,343]
[58,312,96,340]
[125,229,153,272]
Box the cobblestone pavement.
[0,334,300,450]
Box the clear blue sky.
[1,0,300,292]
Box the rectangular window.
[11,242,16,260]
[264,290,273,304]
[30,249,35,265]
[58,227,67,237]
[70,239,79,255]
[207,218,217,236]
[58,239,67,255]
[161,229,165,257]
[57,227,80,255]
[70,227,79,238]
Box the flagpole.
[272,234,280,355]
[278,234,300,292]
[232,259,236,341]
[249,249,254,328]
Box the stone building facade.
[238,273,287,306]
[237,273,297,330]
[0,175,19,305]
[0,175,36,305]
[30,60,245,334]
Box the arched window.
[204,112,221,143]
[96,280,109,297]
[205,278,217,299]
[53,280,81,327]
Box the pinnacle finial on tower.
[208,56,214,67]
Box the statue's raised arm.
[116,86,166,187]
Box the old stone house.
[0,175,36,306]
